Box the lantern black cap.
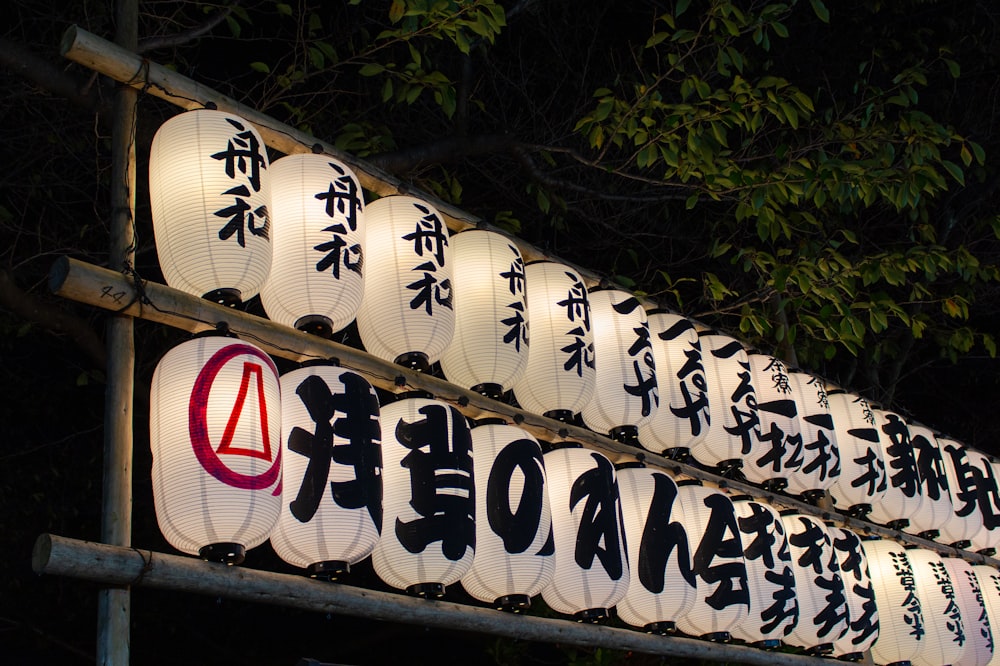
[543,409,574,423]
[406,582,445,598]
[846,503,872,519]
[202,287,242,308]
[574,608,609,623]
[753,639,782,650]
[295,314,334,339]
[494,594,531,613]
[199,542,245,566]
[471,382,504,400]
[663,446,690,462]
[806,643,834,657]
[762,478,788,493]
[394,351,430,373]
[644,621,676,635]
[609,425,640,448]
[474,417,508,427]
[702,631,731,643]
[308,560,349,581]
[917,529,941,542]
[835,651,865,662]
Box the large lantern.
[269,363,382,578]
[150,334,282,563]
[868,409,923,529]
[616,464,697,633]
[782,371,841,501]
[580,288,658,444]
[259,153,365,337]
[905,422,954,541]
[826,390,887,518]
[941,556,994,666]
[936,437,983,549]
[742,353,799,489]
[729,496,798,647]
[906,546,968,666]
[541,445,628,620]
[969,449,1000,555]
[512,262,595,421]
[371,394,475,596]
[460,420,553,611]
[355,196,454,372]
[863,538,927,666]
[439,229,529,399]
[149,109,271,306]
[636,312,709,459]
[829,527,880,660]
[673,480,750,640]
[972,564,1000,662]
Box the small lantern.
[969,449,1000,555]
[636,312,709,459]
[941,556,994,666]
[904,422,954,541]
[972,565,1000,658]
[616,465,697,634]
[259,154,365,337]
[828,527,880,660]
[541,445,628,621]
[269,363,382,579]
[150,334,282,563]
[826,390,886,518]
[673,480,750,641]
[371,395,475,596]
[149,109,271,306]
[936,437,983,549]
[439,229,529,398]
[905,546,968,666]
[742,353,799,489]
[512,262,595,421]
[729,497,798,647]
[355,196,454,372]
[863,538,926,666]
[868,409,923,529]
[460,421,553,611]
[782,371,841,501]
[580,288,658,444]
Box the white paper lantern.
[905,423,955,541]
[149,109,272,305]
[742,353,800,489]
[972,565,1000,666]
[541,445,628,620]
[460,421,553,610]
[150,334,282,563]
[269,364,382,577]
[827,390,887,518]
[864,538,928,666]
[512,262,595,420]
[937,438,984,549]
[673,481,750,640]
[941,556,994,666]
[906,547,968,666]
[730,497,798,647]
[829,527,880,659]
[616,465,697,633]
[782,371,841,500]
[259,154,365,336]
[970,450,1000,555]
[371,395,475,596]
[580,288,658,443]
[636,312,709,458]
[869,409,924,529]
[355,196,454,371]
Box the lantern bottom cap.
[886,519,910,531]
[752,639,782,650]
[494,594,531,612]
[662,447,689,462]
[202,288,242,308]
[799,489,827,504]
[406,582,445,598]
[716,459,743,474]
[542,409,574,423]
[295,314,335,339]
[846,503,872,518]
[394,352,430,373]
[308,560,350,581]
[574,608,610,623]
[762,478,788,492]
[471,383,504,401]
[701,631,731,643]
[835,651,865,662]
[643,621,675,635]
[977,547,997,557]
[805,643,834,656]
[949,539,972,549]
[916,529,940,541]
[199,542,246,565]
[609,425,640,447]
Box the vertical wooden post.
[97,0,137,663]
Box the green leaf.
[809,0,831,22]
[685,193,699,210]
[941,160,965,185]
[359,63,385,76]
[276,3,293,16]
[249,61,271,74]
[960,144,973,167]
[944,58,961,78]
[676,0,691,18]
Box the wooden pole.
[34,533,832,666]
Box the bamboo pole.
[34,533,832,666]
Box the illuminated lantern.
[826,390,886,518]
[616,464,696,633]
[730,496,798,647]
[691,333,760,473]
[780,512,849,655]
[371,394,475,596]
[541,444,628,620]
[580,288,657,444]
[906,546,968,666]
[868,409,923,529]
[936,437,983,549]
[636,312,709,459]
[269,363,382,578]
[969,449,1000,556]
[259,154,365,337]
[863,538,926,666]
[460,420,553,611]
[905,422,954,541]
[673,481,749,640]
[149,109,271,306]
[941,556,994,666]
[512,262,595,421]
[150,334,281,563]
[742,353,799,489]
[439,230,529,399]
[972,565,1000,664]
[782,371,841,501]
[355,196,454,371]
[829,527,880,660]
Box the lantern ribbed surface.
[541,446,628,618]
[372,396,475,593]
[864,539,926,665]
[906,547,967,666]
[936,438,984,547]
[149,109,272,302]
[742,353,799,486]
[512,262,595,417]
[460,423,553,607]
[616,467,697,631]
[941,556,994,666]
[828,527,880,658]
[868,409,923,527]
[827,390,887,515]
[439,230,529,393]
[782,371,840,497]
[269,365,382,571]
[259,154,365,334]
[150,336,282,557]
[969,449,1000,554]
[636,312,709,455]
[580,289,658,437]
[905,423,954,538]
[355,196,455,366]
[972,565,1000,666]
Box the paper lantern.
[616,465,697,633]
[826,390,887,518]
[742,353,799,489]
[905,422,954,541]
[863,538,927,665]
[269,363,382,578]
[541,445,628,620]
[729,497,798,647]
[782,371,841,501]
[512,262,595,420]
[150,334,282,563]
[371,395,475,596]
[636,312,709,458]
[941,556,994,666]
[937,438,983,549]
[868,409,923,529]
[580,288,658,443]
[970,449,1000,556]
[355,196,454,371]
[439,230,529,398]
[906,546,968,666]
[149,109,271,305]
[780,512,849,654]
[829,527,880,660]
[460,421,553,610]
[259,153,365,336]
[972,565,1000,666]
[673,481,750,640]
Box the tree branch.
[137,3,237,54]
[0,37,109,113]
